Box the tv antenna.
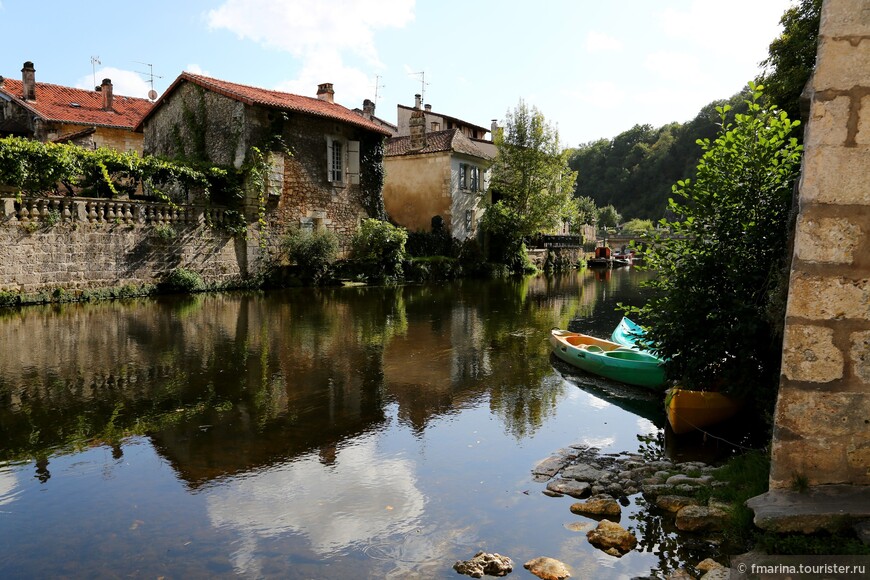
[409,71,429,105]
[90,56,101,89]
[135,61,163,101]
[373,74,385,106]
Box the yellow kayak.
[665,387,743,434]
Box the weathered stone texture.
[804,95,852,148]
[812,37,870,91]
[852,330,870,383]
[768,0,870,493]
[782,324,844,383]
[787,274,870,320]
[775,388,869,438]
[800,147,870,205]
[794,215,863,264]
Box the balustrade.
[2,196,231,227]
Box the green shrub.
[406,229,459,258]
[405,256,461,281]
[160,267,204,293]
[153,223,177,241]
[350,219,407,280]
[282,227,339,282]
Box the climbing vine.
[359,134,386,219]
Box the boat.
[665,387,743,434]
[610,316,647,349]
[587,246,614,268]
[549,329,668,390]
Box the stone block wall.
[0,197,248,294]
[769,0,870,489]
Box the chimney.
[491,119,500,139]
[424,104,432,112]
[317,83,335,104]
[100,78,114,111]
[414,93,422,109]
[362,98,375,118]
[21,61,36,100]
[409,108,426,150]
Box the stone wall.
[0,197,248,293]
[769,0,870,489]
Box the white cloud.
[75,67,152,99]
[566,80,627,110]
[183,63,211,77]
[274,49,374,105]
[207,0,415,65]
[585,31,623,54]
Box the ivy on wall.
[359,134,386,219]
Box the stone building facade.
[139,73,392,263]
[769,0,870,489]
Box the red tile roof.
[0,78,153,130]
[385,128,493,159]
[137,72,392,136]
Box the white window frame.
[326,136,360,185]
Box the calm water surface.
[0,269,729,579]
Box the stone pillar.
[769,0,870,489]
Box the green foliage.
[359,135,387,219]
[153,223,177,241]
[757,0,822,126]
[597,204,622,229]
[574,195,598,226]
[405,256,461,281]
[487,99,578,239]
[479,202,536,274]
[281,227,339,282]
[160,267,204,293]
[569,92,752,220]
[350,218,408,279]
[405,228,459,258]
[622,218,654,234]
[628,84,802,407]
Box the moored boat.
[665,387,743,434]
[611,316,648,349]
[549,329,667,391]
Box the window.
[331,140,343,182]
[459,163,479,192]
[326,137,360,185]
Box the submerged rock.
[546,479,591,498]
[570,494,622,520]
[586,519,637,555]
[523,556,571,580]
[453,551,513,577]
[656,495,700,514]
[675,505,729,532]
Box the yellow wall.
[383,152,452,233]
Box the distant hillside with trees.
[568,90,751,221]
[569,0,821,223]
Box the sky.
[0,0,795,146]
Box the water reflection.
[206,435,426,575]
[0,268,687,578]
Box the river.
[0,268,736,578]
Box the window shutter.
[326,137,334,183]
[347,140,360,185]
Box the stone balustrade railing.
[1,196,232,226]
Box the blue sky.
[1,0,794,146]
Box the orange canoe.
[666,387,743,434]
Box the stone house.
[383,95,496,240]
[137,72,393,251]
[0,61,152,152]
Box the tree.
[574,195,598,227]
[757,0,822,124]
[597,205,621,229]
[629,84,802,409]
[485,100,577,239]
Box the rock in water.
[453,551,513,577]
[523,557,571,580]
[586,520,637,555]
